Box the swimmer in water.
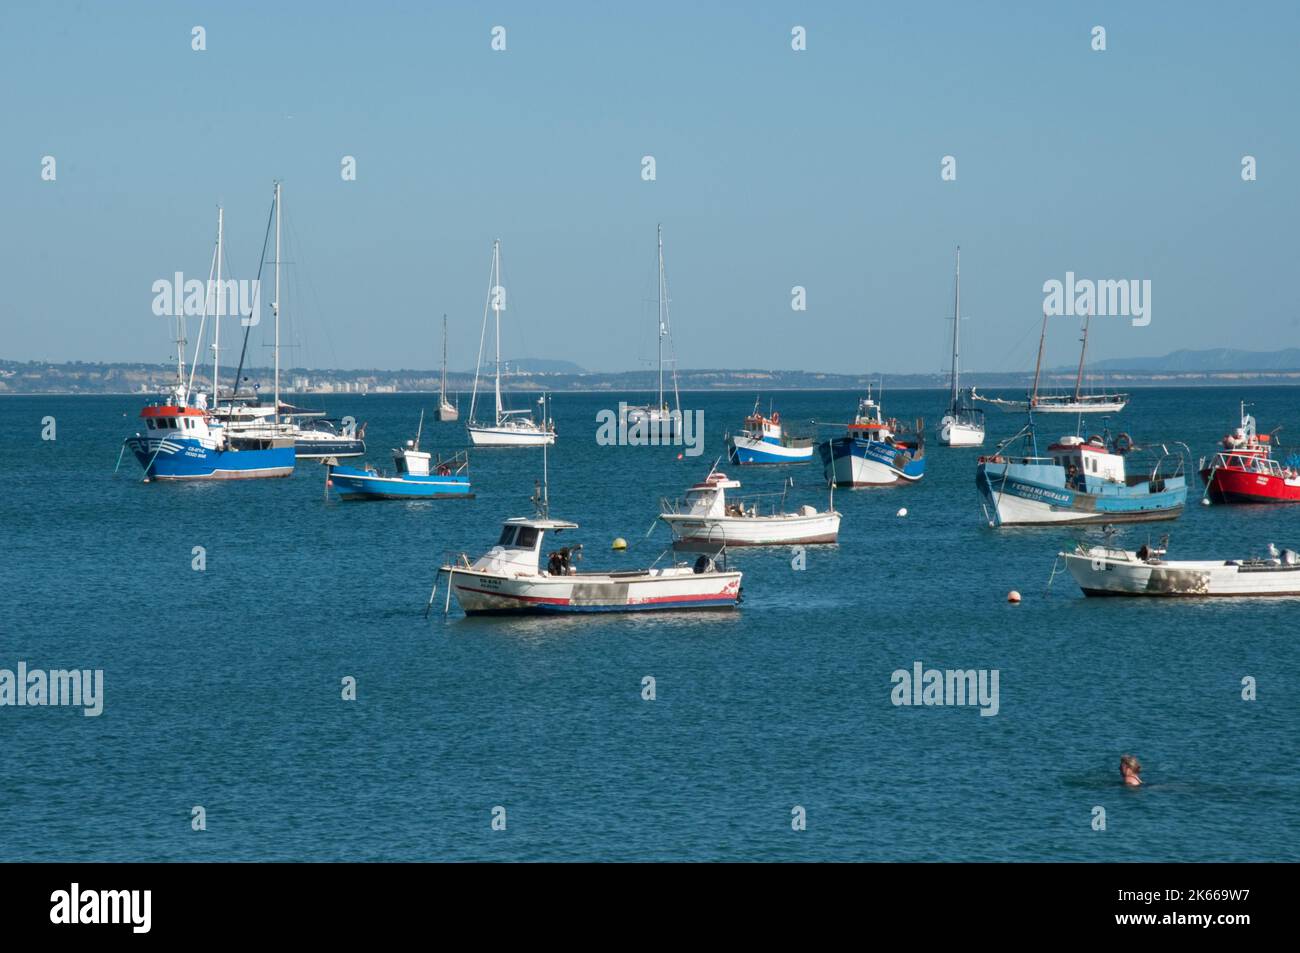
[1120,754,1143,787]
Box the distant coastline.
[4,357,1300,396]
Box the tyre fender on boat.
[1113,432,1134,453]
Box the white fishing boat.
[432,441,741,615]
[436,314,458,422]
[971,306,1128,414]
[659,469,839,546]
[466,240,555,447]
[624,224,683,437]
[938,247,985,447]
[1060,539,1300,597]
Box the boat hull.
[294,437,366,459]
[467,425,554,447]
[938,419,985,447]
[977,463,1185,525]
[445,566,742,614]
[727,434,814,465]
[126,436,295,480]
[1062,548,1300,597]
[1200,466,1300,504]
[819,437,925,486]
[328,466,473,500]
[661,512,839,546]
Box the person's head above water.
[1120,754,1143,786]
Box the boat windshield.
[498,525,540,548]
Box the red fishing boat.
[1199,405,1300,504]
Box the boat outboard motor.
[693,554,715,574]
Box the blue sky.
[2,1,1297,375]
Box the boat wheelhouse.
[977,424,1185,526]
[1198,404,1300,504]
[818,389,926,486]
[659,469,839,546]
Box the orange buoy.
[1007,590,1022,604]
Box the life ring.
[1113,432,1134,453]
[1088,434,1103,446]
[771,411,780,424]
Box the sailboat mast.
[1030,307,1048,406]
[440,314,448,402]
[273,181,281,426]
[493,239,502,425]
[213,206,223,406]
[949,246,961,407]
[1074,309,1091,402]
[657,224,665,411]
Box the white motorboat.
[659,469,840,546]
[433,451,741,615]
[1060,540,1300,597]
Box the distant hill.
[1085,349,1300,373]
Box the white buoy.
[896,507,908,517]
[1007,590,1022,604]
[1201,498,1211,506]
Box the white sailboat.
[972,306,1129,414]
[625,224,682,437]
[938,247,985,447]
[466,240,555,447]
[436,313,458,422]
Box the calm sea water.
[2,388,1298,861]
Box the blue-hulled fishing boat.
[726,399,814,465]
[818,389,926,486]
[976,419,1186,526]
[326,413,472,500]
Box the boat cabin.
[680,472,744,519]
[139,403,214,439]
[471,517,580,576]
[1048,435,1127,486]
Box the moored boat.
[625,225,683,438]
[938,247,986,447]
[433,439,741,615]
[466,240,555,447]
[1061,539,1300,597]
[659,469,839,546]
[977,422,1186,526]
[327,413,471,500]
[124,198,295,481]
[726,401,813,465]
[818,388,925,486]
[436,314,459,422]
[1199,404,1300,504]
